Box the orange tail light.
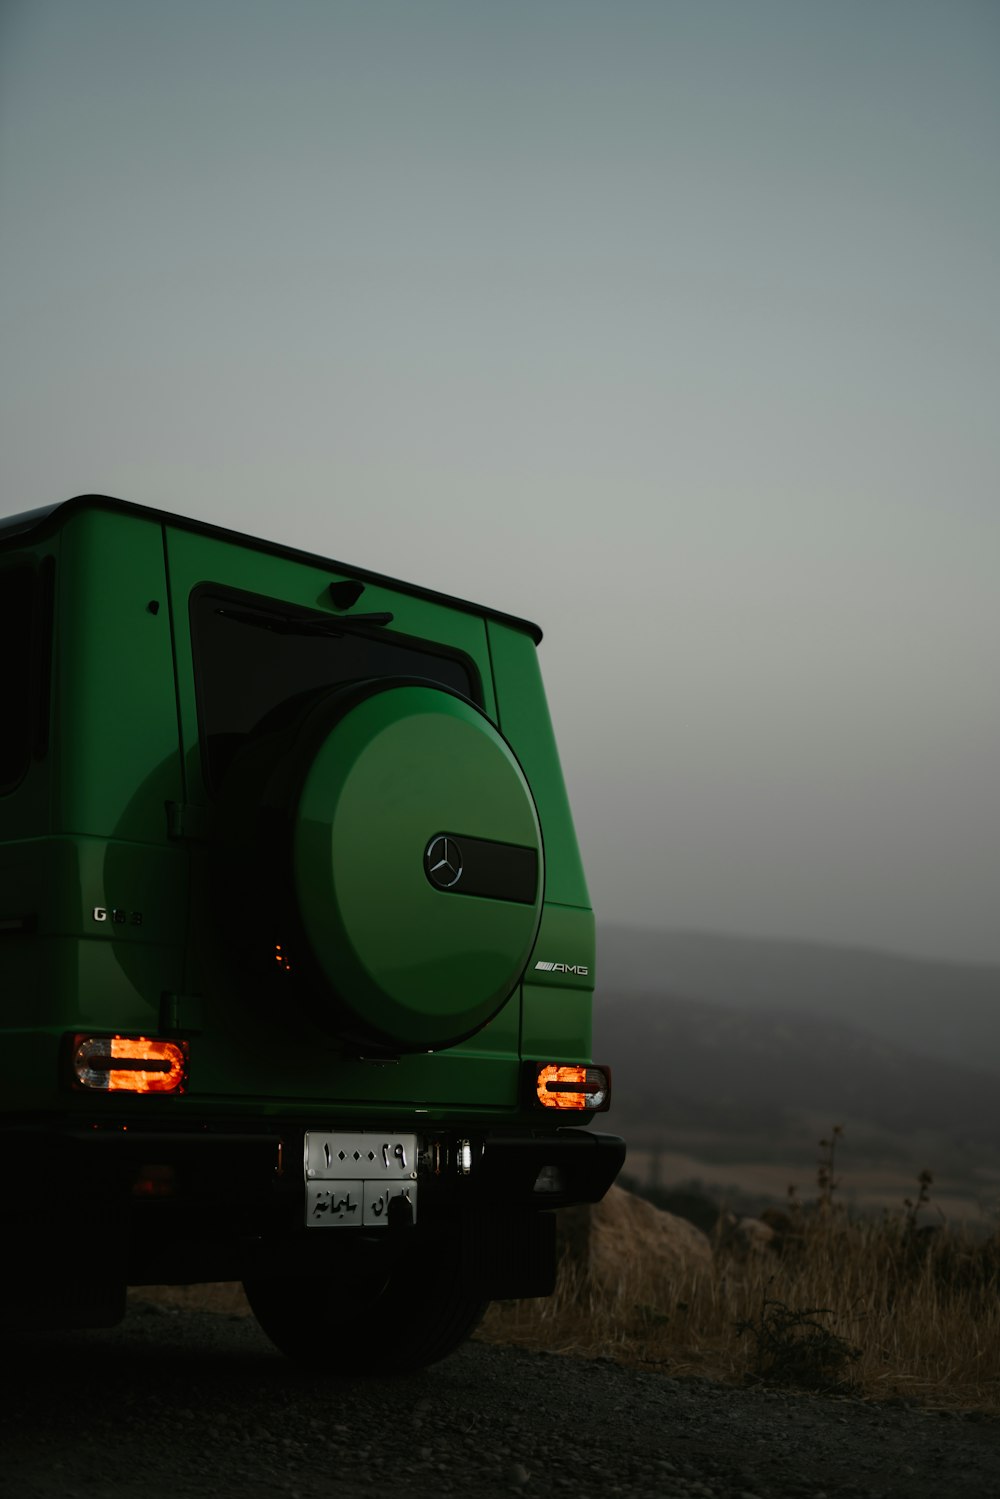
[531,1063,611,1111]
[72,1035,189,1094]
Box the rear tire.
[243,1238,488,1375]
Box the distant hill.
[597,989,1000,1151]
[594,926,1000,1078]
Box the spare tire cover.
[292,682,543,1050]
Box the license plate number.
[304,1132,418,1228]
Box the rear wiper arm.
[214,607,394,635]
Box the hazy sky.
[2,1,998,964]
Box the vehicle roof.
[0,494,543,644]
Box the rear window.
[191,586,481,791]
[0,560,52,793]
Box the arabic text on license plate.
[303,1132,418,1228]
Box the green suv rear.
[0,495,623,1370]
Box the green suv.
[0,495,623,1371]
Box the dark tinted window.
[191,587,480,791]
[0,563,49,792]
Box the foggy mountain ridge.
[594,924,1000,1080]
[596,988,1000,1150]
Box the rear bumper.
[473,1127,626,1204]
[4,1114,624,1204]
[3,1114,625,1305]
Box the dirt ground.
[3,1293,999,1499]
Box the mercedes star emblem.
[425,834,464,889]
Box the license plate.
[303,1132,418,1228]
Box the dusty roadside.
[2,1297,998,1499]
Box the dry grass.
[479,1182,1000,1412]
[129,1281,252,1316]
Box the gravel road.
[3,1299,998,1499]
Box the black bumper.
[474,1127,625,1205]
[4,1116,625,1308]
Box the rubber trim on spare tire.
[215,676,545,1052]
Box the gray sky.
[2,0,998,964]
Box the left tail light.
[71,1034,189,1094]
